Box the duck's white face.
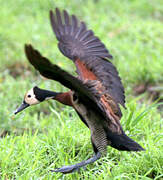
[15,86,57,115]
[24,88,40,105]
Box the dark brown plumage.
[16,8,144,174]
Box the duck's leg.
[51,152,101,174]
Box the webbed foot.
[51,164,79,174]
[51,152,101,174]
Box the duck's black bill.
[14,101,30,115]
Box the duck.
[14,8,144,174]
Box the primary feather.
[50,8,112,60]
[50,8,125,115]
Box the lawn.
[0,0,163,179]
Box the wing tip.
[24,44,34,55]
[24,43,31,48]
[55,7,60,14]
[63,9,68,15]
[24,44,31,54]
[49,8,113,60]
[49,10,53,18]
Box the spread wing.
[25,44,123,133]
[50,8,112,60]
[50,8,125,116]
[25,44,103,112]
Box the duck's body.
[15,8,144,174]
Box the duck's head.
[14,86,58,115]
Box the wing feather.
[49,8,125,114]
[50,8,112,60]
[24,44,104,112]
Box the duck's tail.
[107,131,144,151]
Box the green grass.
[0,0,163,179]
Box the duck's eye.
[27,95,31,98]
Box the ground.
[0,0,162,179]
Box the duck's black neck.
[33,86,58,102]
[33,86,73,106]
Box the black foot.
[51,164,79,174]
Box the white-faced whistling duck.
[14,8,144,174]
